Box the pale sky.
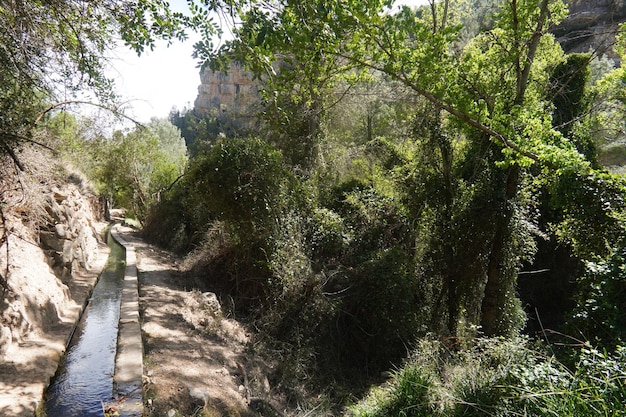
[110,38,200,123]
[108,0,204,124]
[108,0,429,124]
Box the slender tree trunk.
[440,133,458,336]
[426,117,459,336]
[480,0,549,335]
[480,164,520,336]
[481,227,507,336]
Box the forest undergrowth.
[139,0,626,413]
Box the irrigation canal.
[43,233,126,416]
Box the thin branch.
[441,0,449,31]
[47,0,90,87]
[325,81,356,112]
[2,132,56,153]
[2,99,141,171]
[333,51,540,162]
[32,100,143,128]
[429,0,437,33]
[1,142,25,171]
[163,173,186,194]
[515,0,550,106]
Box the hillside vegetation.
[147,0,626,413]
[1,0,626,416]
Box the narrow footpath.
[113,226,277,417]
[0,223,280,417]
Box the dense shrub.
[143,137,293,311]
[549,170,626,260]
[334,186,413,257]
[568,241,626,350]
[246,178,425,395]
[334,248,423,370]
[142,184,194,254]
[309,207,350,259]
[348,338,626,417]
[186,136,287,244]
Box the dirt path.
[117,228,279,417]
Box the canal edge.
[60,226,115,354]
[33,225,111,417]
[110,225,144,417]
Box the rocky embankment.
[0,170,109,417]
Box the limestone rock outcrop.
[40,186,101,277]
[193,62,262,134]
[554,0,626,56]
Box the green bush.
[186,136,288,244]
[350,366,434,417]
[347,338,626,417]
[318,182,422,369]
[568,242,626,350]
[549,170,626,259]
[340,186,413,257]
[251,179,423,392]
[321,177,369,213]
[309,207,351,259]
[143,184,194,253]
[336,248,422,369]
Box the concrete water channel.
[42,226,143,417]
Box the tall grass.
[347,338,626,417]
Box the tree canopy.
[0,0,219,169]
[194,0,625,336]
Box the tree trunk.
[440,132,458,336]
[480,164,520,336]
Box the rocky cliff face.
[554,0,626,56]
[193,62,262,135]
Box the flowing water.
[43,234,126,417]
